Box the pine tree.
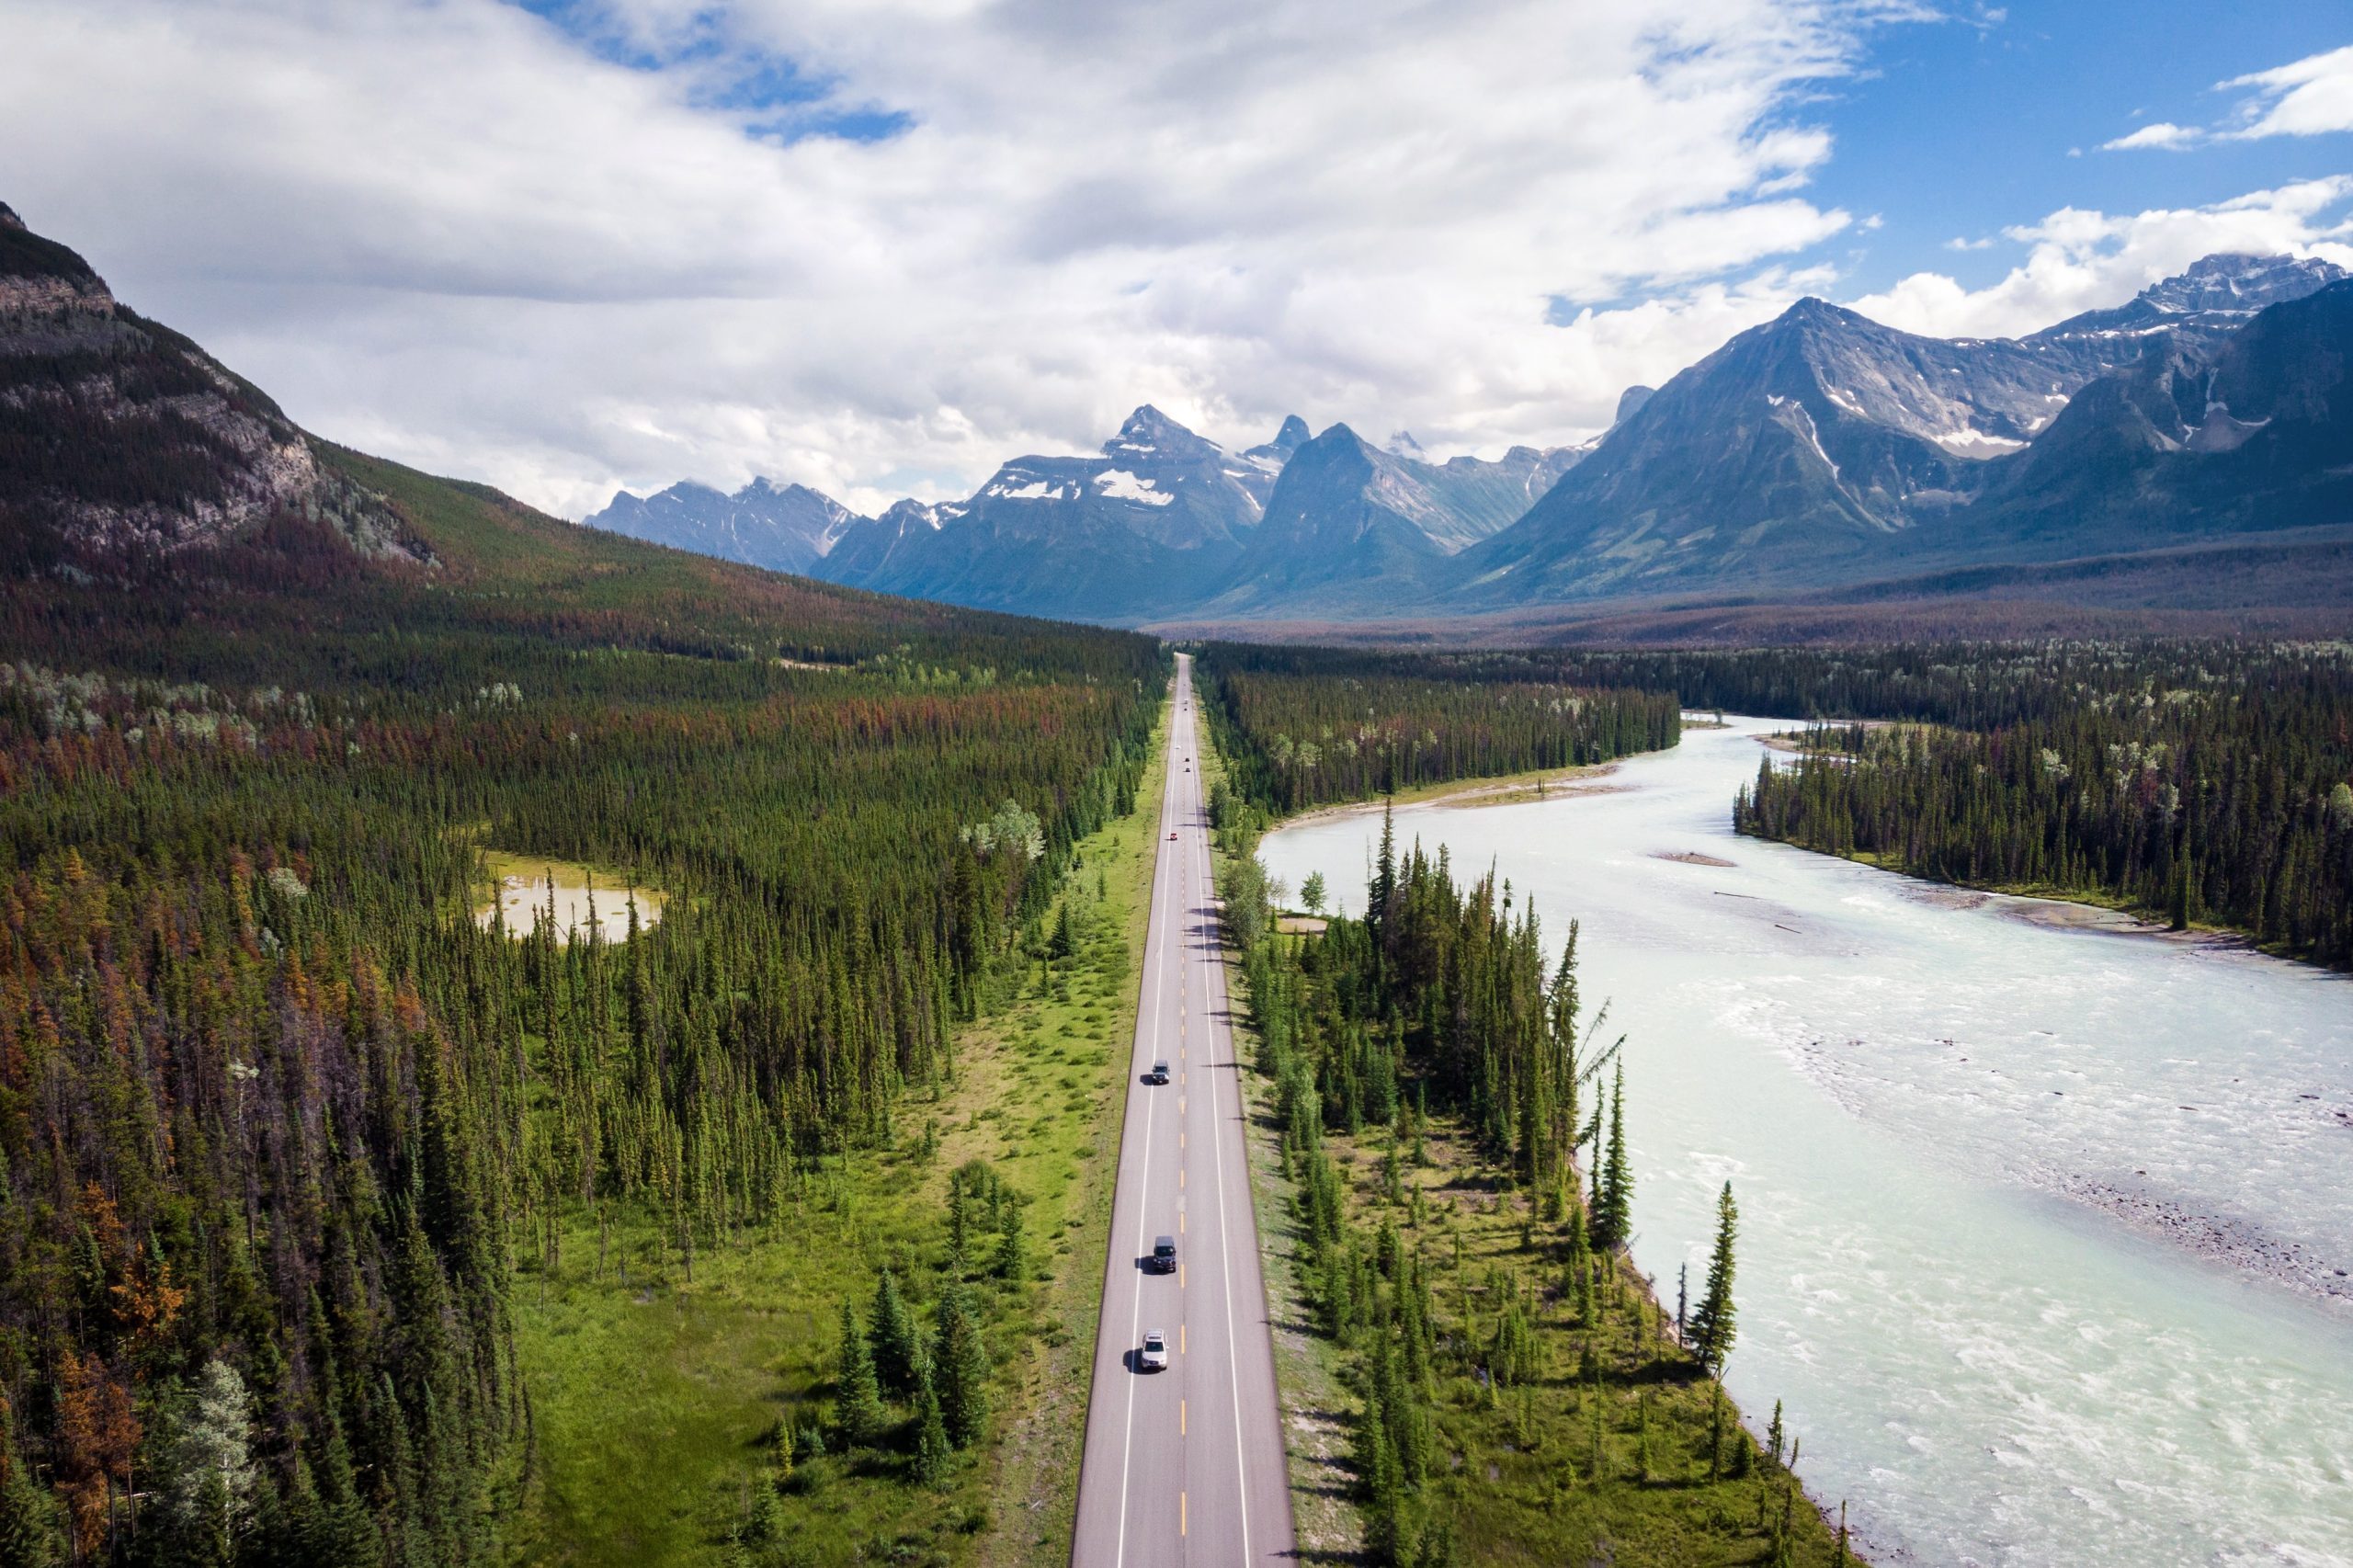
[932,1290,991,1449]
[0,1415,61,1568]
[742,1463,788,1543]
[1592,1066,1632,1252]
[996,1187,1028,1282]
[158,1359,256,1546]
[910,1382,951,1488]
[870,1270,926,1398]
[1688,1182,1739,1374]
[1354,1389,1403,1566]
[948,1171,972,1270]
[835,1301,885,1449]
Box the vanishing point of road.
[1072,653,1293,1567]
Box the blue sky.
[1814,4,2352,297]
[0,1,2345,515]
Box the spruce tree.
[948,1172,972,1270]
[995,1188,1028,1281]
[911,1382,952,1488]
[1688,1182,1739,1374]
[835,1301,885,1449]
[1593,1065,1632,1252]
[870,1270,926,1398]
[0,1419,60,1568]
[933,1290,991,1449]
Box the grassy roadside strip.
[972,689,1172,1565]
[506,695,1172,1567]
[1194,673,1859,1568]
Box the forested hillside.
[1733,646,2353,968]
[0,442,1164,1564]
[1192,643,1682,813]
[1236,642,2353,970]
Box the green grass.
[1290,1118,1855,1567]
[506,696,1173,1567]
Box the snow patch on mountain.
[1095,469,1176,506]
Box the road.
[1072,653,1293,1567]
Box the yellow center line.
[1180,1399,1188,1436]
[1179,1264,1186,1289]
[1180,1493,1188,1537]
[1180,1324,1187,1354]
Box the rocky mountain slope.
[1186,423,1586,615]
[584,475,860,574]
[1921,276,2353,563]
[1451,253,2350,608]
[0,201,421,570]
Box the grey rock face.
[0,200,414,562]
[1453,254,2353,608]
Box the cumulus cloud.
[2096,45,2353,155]
[2101,121,2201,153]
[0,0,1910,516]
[1849,177,2353,340]
[2219,43,2353,141]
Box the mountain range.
[588,250,2350,631]
[588,403,1597,622]
[586,475,859,575]
[9,187,2347,642]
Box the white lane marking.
[1111,682,1182,1568]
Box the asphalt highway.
[1070,654,1293,1567]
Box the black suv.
[1151,1235,1176,1273]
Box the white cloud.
[1848,177,2353,340]
[2220,43,2353,141]
[0,0,1912,516]
[2096,45,2353,155]
[2101,121,2201,153]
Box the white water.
[1258,718,2353,1568]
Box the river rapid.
[1256,717,2353,1568]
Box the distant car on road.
[1139,1330,1168,1371]
[1152,1235,1176,1273]
[1168,831,1178,840]
[1147,1060,1169,1085]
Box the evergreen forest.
[0,450,1163,1565]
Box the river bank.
[1203,722,1860,1565]
[1258,716,2353,1568]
